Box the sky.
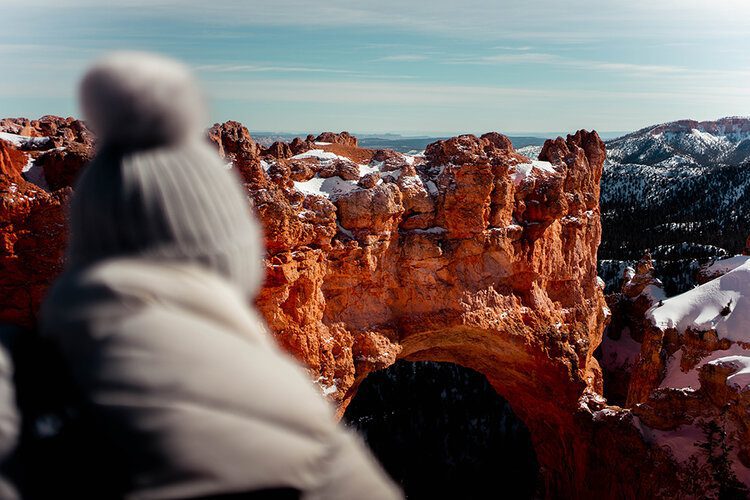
[1,0,750,135]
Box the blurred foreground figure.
[40,52,401,500]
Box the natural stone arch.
[255,131,615,498]
[338,319,599,498]
[344,359,540,499]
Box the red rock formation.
[289,136,313,156]
[599,253,666,404]
[0,139,68,328]
[2,118,719,498]
[0,140,27,181]
[625,255,750,493]
[36,143,93,191]
[207,121,262,183]
[314,131,358,147]
[253,130,618,496]
[263,141,293,159]
[0,116,93,149]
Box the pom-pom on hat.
[68,52,264,297]
[80,51,207,149]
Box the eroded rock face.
[0,139,68,328]
[314,131,358,147]
[622,252,750,493]
[36,143,94,191]
[600,253,666,404]
[207,121,262,183]
[0,118,92,328]
[252,130,622,497]
[0,118,710,498]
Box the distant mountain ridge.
[598,116,750,294]
[607,116,750,167]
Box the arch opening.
[344,360,541,499]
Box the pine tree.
[697,420,749,500]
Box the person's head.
[68,51,264,297]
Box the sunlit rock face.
[0,118,79,328]
[3,116,731,498]
[232,127,624,497]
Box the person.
[40,52,402,500]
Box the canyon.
[1,115,748,498]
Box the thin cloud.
[375,55,429,62]
[491,45,534,51]
[194,64,358,75]
[445,52,714,78]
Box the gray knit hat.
[68,52,264,297]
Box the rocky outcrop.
[263,141,293,159]
[600,253,666,404]
[314,131,358,147]
[0,117,92,327]
[251,129,621,496]
[0,138,68,328]
[36,143,93,191]
[207,121,262,183]
[1,116,93,149]
[624,252,750,494]
[2,117,729,498]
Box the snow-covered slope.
[607,117,750,167]
[649,259,750,343]
[598,117,750,294]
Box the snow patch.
[649,260,750,343]
[292,149,343,161]
[707,355,750,390]
[409,227,446,235]
[702,255,750,278]
[0,132,50,148]
[660,343,750,391]
[509,160,557,185]
[293,176,360,200]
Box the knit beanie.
[68,52,264,297]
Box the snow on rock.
[291,149,343,162]
[707,355,750,390]
[293,176,360,200]
[358,163,380,176]
[21,156,50,191]
[509,160,557,185]
[702,255,750,278]
[649,259,750,343]
[380,168,402,181]
[660,344,750,391]
[0,132,50,149]
[641,284,667,303]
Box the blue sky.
[1,0,749,135]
